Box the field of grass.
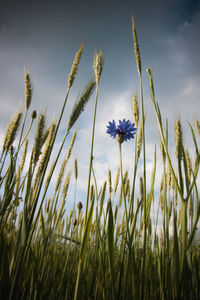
[0,19,200,300]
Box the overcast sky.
[0,0,200,211]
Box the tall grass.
[0,19,200,300]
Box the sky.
[0,0,200,216]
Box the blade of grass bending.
[146,146,156,223]
[147,69,184,202]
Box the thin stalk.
[84,83,99,226]
[130,137,138,219]
[118,142,129,231]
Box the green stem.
[119,142,129,230]
[84,83,99,226]
[73,260,83,300]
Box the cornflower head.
[106,119,137,143]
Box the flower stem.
[118,142,130,236]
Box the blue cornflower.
[106,119,137,143]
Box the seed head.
[68,44,84,89]
[31,110,37,119]
[160,139,166,165]
[167,164,172,189]
[3,111,22,152]
[175,118,183,161]
[67,81,95,132]
[132,94,139,127]
[132,16,142,76]
[33,113,46,165]
[66,130,77,161]
[74,158,78,180]
[108,169,112,198]
[24,72,32,110]
[114,168,120,195]
[62,172,71,200]
[39,122,55,172]
[185,149,192,179]
[93,49,104,84]
[77,202,83,210]
[195,119,200,137]
[136,119,143,161]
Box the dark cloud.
[0,0,199,126]
[178,0,200,22]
